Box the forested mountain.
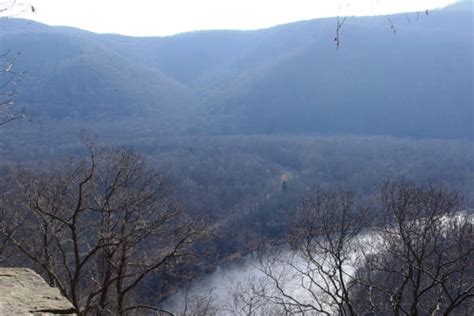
[1,3,473,314]
[0,2,472,139]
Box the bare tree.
[0,1,34,125]
[253,182,473,315]
[223,277,274,316]
[177,288,219,316]
[256,188,367,315]
[352,181,474,315]
[0,144,209,315]
[334,16,347,49]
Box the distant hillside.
[0,2,472,139]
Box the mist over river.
[165,233,378,315]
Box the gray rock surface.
[0,267,76,315]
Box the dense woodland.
[0,134,473,314]
[0,1,473,315]
[2,133,473,255]
[0,141,472,315]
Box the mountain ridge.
[0,2,472,139]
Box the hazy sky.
[20,0,459,36]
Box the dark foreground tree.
[0,145,209,315]
[352,181,474,316]
[255,188,367,315]
[251,181,473,315]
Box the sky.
[16,0,460,36]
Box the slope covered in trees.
[0,2,472,140]
[0,2,473,313]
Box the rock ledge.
[0,267,76,315]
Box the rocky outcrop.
[0,268,76,315]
